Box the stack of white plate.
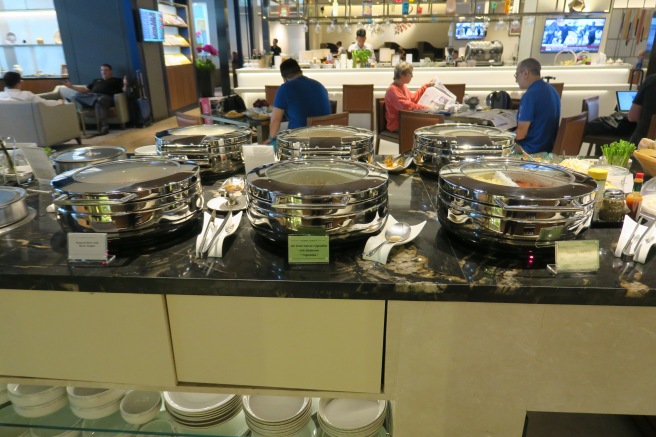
[66,387,126,420]
[7,385,68,418]
[242,395,312,437]
[0,384,8,405]
[163,392,242,429]
[317,399,387,437]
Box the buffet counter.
[1,169,656,437]
[236,64,633,118]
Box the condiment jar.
[588,167,608,221]
[598,189,627,222]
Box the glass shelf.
[0,44,61,47]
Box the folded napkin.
[362,215,426,264]
[195,211,243,258]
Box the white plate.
[244,396,310,423]
[134,145,158,156]
[163,392,237,414]
[319,399,387,431]
[374,155,413,173]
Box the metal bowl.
[246,159,388,242]
[0,187,29,228]
[51,146,127,174]
[276,126,374,163]
[437,159,597,248]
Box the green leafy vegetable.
[601,140,635,168]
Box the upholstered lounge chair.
[0,100,81,147]
[40,86,130,130]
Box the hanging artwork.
[362,1,372,17]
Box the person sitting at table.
[264,58,331,145]
[628,72,656,145]
[514,58,561,153]
[384,61,435,132]
[0,71,63,106]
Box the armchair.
[0,100,81,147]
[41,86,130,129]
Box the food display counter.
[236,64,633,118]
[1,168,656,436]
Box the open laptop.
[616,90,638,113]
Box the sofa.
[40,86,130,130]
[0,100,81,147]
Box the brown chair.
[342,84,374,129]
[550,82,564,98]
[307,112,349,127]
[398,110,445,154]
[375,98,399,154]
[265,85,279,106]
[444,84,466,103]
[580,96,628,155]
[552,112,588,156]
[175,111,201,127]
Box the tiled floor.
[525,413,646,437]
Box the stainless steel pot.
[51,146,127,174]
[155,124,252,176]
[437,159,597,248]
[276,126,374,163]
[52,159,203,240]
[246,159,388,242]
[0,187,29,228]
[413,124,515,176]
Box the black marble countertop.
[1,169,655,306]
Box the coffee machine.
[464,40,504,66]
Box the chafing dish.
[276,126,374,163]
[414,123,515,176]
[51,146,127,174]
[437,159,597,248]
[0,187,29,229]
[246,159,388,242]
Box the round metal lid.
[247,159,387,198]
[439,159,597,200]
[415,123,515,146]
[278,126,373,142]
[156,124,252,143]
[51,159,200,195]
[52,146,126,164]
[0,186,27,207]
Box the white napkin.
[614,215,656,263]
[243,144,276,174]
[195,211,243,258]
[362,215,426,264]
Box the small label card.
[288,235,329,264]
[68,233,112,264]
[555,240,600,273]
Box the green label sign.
[555,240,600,272]
[288,235,329,264]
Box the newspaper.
[418,80,458,107]
[450,109,518,130]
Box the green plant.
[601,140,636,168]
[352,49,372,67]
[195,44,218,73]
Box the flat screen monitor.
[139,8,165,43]
[454,22,486,40]
[617,90,638,112]
[540,18,606,53]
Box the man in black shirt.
[270,39,282,57]
[628,74,656,144]
[63,64,126,135]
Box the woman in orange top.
[384,62,435,131]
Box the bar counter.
[1,169,656,437]
[236,64,632,118]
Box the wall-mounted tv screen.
[455,22,486,40]
[139,8,165,43]
[540,18,606,53]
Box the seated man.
[514,58,561,153]
[63,64,127,135]
[0,71,63,106]
[384,62,435,132]
[628,73,656,145]
[265,59,331,144]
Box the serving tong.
[201,211,233,258]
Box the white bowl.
[70,397,121,420]
[138,419,175,434]
[12,394,68,418]
[7,385,66,408]
[66,388,126,409]
[119,391,162,425]
[134,145,158,156]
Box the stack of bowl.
[317,398,387,437]
[119,391,162,426]
[66,387,126,421]
[7,385,68,418]
[242,395,312,437]
[163,392,244,432]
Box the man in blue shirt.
[265,59,331,144]
[515,58,561,153]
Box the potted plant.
[352,49,371,68]
[196,42,219,97]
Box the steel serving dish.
[437,159,597,248]
[155,124,252,177]
[51,146,127,174]
[0,186,29,228]
[246,159,388,242]
[276,126,374,163]
[414,124,515,176]
[51,159,203,240]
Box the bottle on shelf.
[588,167,608,222]
[626,172,644,220]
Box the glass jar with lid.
[598,188,627,222]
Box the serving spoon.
[364,222,412,257]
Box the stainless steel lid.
[415,124,515,151]
[277,126,374,159]
[156,124,252,147]
[51,146,126,164]
[51,159,200,197]
[246,159,387,205]
[0,186,27,207]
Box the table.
[445,108,517,130]
[201,112,270,143]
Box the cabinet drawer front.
[0,290,176,387]
[167,296,385,393]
